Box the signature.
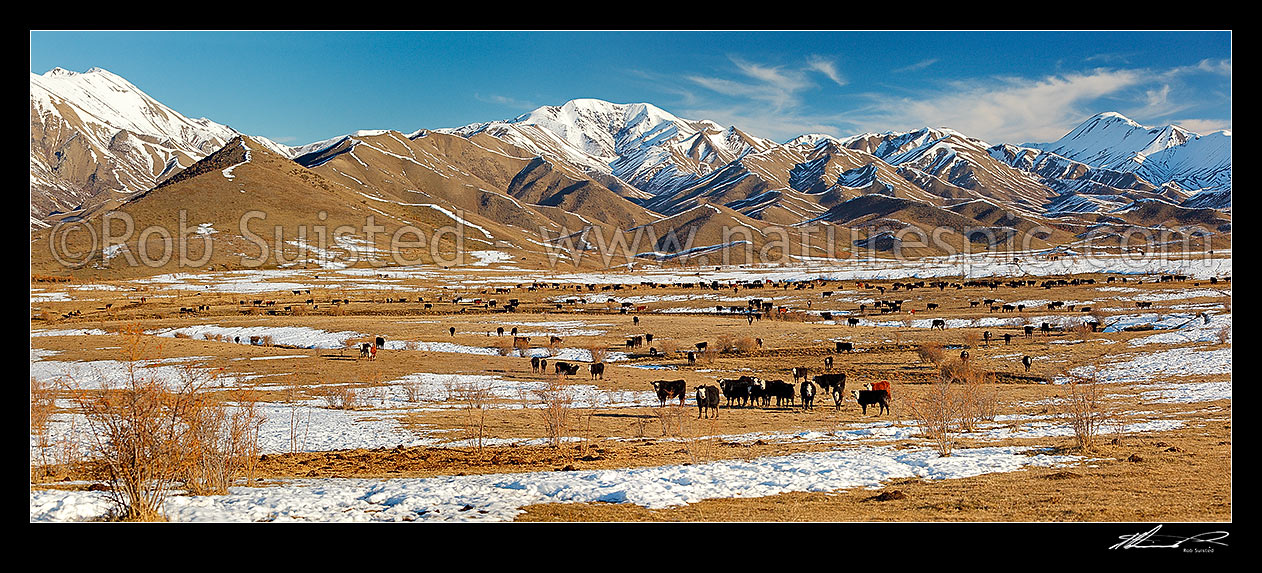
[1110,525,1229,550]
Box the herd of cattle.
[654,374,891,419]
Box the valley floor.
[29,254,1232,523]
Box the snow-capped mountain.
[29,68,1231,267]
[1032,112,1231,194]
[30,67,239,222]
[438,99,777,196]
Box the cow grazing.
[375,336,386,349]
[695,342,708,352]
[652,380,687,407]
[1023,355,1032,373]
[1004,333,1012,345]
[590,362,605,380]
[847,317,860,328]
[696,385,720,419]
[836,341,854,352]
[824,356,833,371]
[539,359,547,373]
[687,351,696,366]
[851,390,890,415]
[800,381,817,411]
[497,327,505,336]
[530,356,541,372]
[554,361,573,375]
[1024,325,1035,338]
[813,373,846,397]
[359,343,371,359]
[931,319,946,330]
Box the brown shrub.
[915,342,945,365]
[735,337,760,354]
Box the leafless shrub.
[955,368,999,432]
[586,345,609,364]
[530,373,573,449]
[401,378,424,402]
[1216,325,1230,345]
[284,384,310,454]
[654,404,688,438]
[451,377,494,453]
[962,331,981,348]
[906,378,961,457]
[30,377,58,479]
[260,335,274,348]
[313,385,358,410]
[178,382,265,496]
[1058,374,1112,452]
[59,324,265,520]
[404,340,419,351]
[657,340,676,357]
[735,336,759,354]
[916,342,944,365]
[715,334,735,353]
[494,337,516,357]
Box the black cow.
[1023,355,1032,373]
[931,319,947,330]
[696,385,720,419]
[652,380,687,407]
[530,356,541,372]
[719,377,753,407]
[800,381,817,411]
[847,317,860,327]
[835,341,854,352]
[554,361,573,375]
[824,356,833,371]
[1024,325,1035,338]
[590,362,605,380]
[765,379,795,407]
[851,390,890,415]
[813,373,846,397]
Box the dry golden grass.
[28,269,1232,522]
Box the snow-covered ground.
[29,444,1082,522]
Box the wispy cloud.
[1170,118,1232,134]
[892,58,938,74]
[842,64,1229,144]
[474,93,536,110]
[671,55,851,139]
[844,69,1150,143]
[806,55,847,86]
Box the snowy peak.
[1033,112,1230,193]
[445,98,772,195]
[30,67,240,220]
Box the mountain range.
[29,67,1231,277]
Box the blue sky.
[31,30,1232,146]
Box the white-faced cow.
[696,385,720,419]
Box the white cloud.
[1170,118,1232,134]
[807,55,847,87]
[844,68,1164,143]
[891,58,938,74]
